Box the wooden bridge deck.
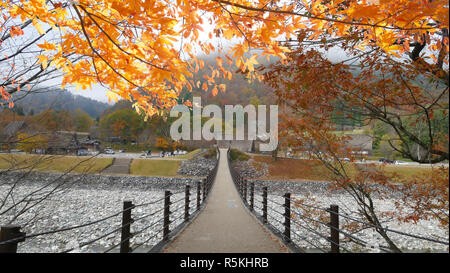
[164,149,288,253]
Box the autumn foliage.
[1,1,448,112]
[259,0,448,251]
[1,0,291,113]
[1,0,448,251]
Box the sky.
[68,84,112,104]
[43,75,113,104]
[62,48,347,105]
[47,6,347,105]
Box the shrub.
[203,148,217,159]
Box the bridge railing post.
[209,173,212,193]
[196,181,201,210]
[208,172,214,191]
[250,182,254,210]
[185,185,190,221]
[202,178,206,202]
[328,204,340,253]
[262,187,268,223]
[120,201,134,253]
[208,169,213,193]
[283,193,291,241]
[243,179,247,204]
[206,173,210,193]
[163,191,171,241]
[0,226,26,253]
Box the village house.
[1,121,101,155]
[0,121,28,141]
[277,133,373,158]
[46,131,101,155]
[0,121,30,151]
[344,134,373,156]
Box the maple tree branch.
[213,0,435,31]
[217,1,256,48]
[73,5,141,90]
[0,19,33,42]
[78,5,169,72]
[0,28,52,63]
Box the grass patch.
[130,159,180,176]
[252,155,342,181]
[380,165,435,182]
[332,129,366,136]
[251,155,438,182]
[230,149,250,161]
[0,154,113,174]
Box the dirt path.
[164,149,288,253]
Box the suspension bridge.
[0,148,448,253]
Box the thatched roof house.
[344,134,373,155]
[0,121,27,140]
[46,131,100,154]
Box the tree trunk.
[272,145,278,162]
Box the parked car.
[77,149,88,156]
[394,160,409,165]
[104,148,115,154]
[140,150,152,158]
[379,158,394,164]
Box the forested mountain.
[10,88,110,118]
[99,100,133,118]
[177,54,277,107]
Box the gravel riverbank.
[253,191,448,252]
[177,156,217,176]
[0,172,201,253]
[243,179,449,252]
[1,167,448,253]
